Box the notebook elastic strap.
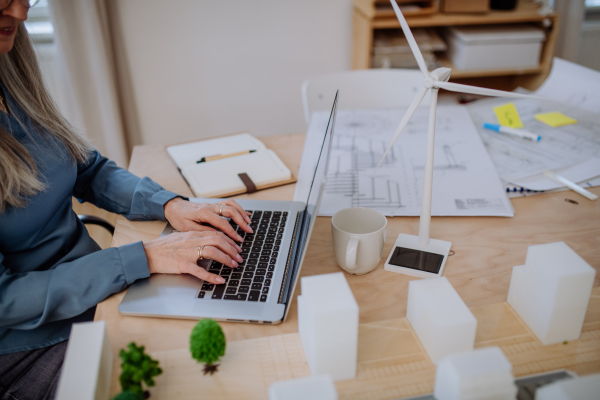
[238,173,257,194]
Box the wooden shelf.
[352,0,560,90]
[436,55,544,79]
[372,3,554,29]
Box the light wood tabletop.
[96,132,600,397]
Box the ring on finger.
[219,204,225,216]
[197,245,205,261]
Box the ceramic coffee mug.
[331,207,387,275]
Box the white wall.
[116,0,353,145]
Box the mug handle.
[345,236,360,272]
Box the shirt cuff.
[117,241,151,285]
[147,190,185,221]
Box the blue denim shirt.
[0,87,180,355]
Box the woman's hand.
[163,198,253,242]
[143,231,244,284]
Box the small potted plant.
[190,318,226,375]
[113,342,162,399]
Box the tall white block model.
[269,375,338,400]
[298,272,359,381]
[434,347,517,400]
[535,373,600,400]
[407,277,477,364]
[507,242,596,345]
[55,321,113,400]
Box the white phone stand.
[384,233,451,279]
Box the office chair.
[78,215,115,235]
[301,69,432,125]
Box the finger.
[190,230,241,252]
[202,245,240,269]
[183,263,225,284]
[200,209,243,242]
[222,205,253,234]
[181,222,218,234]
[201,236,243,263]
[224,200,251,223]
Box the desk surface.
[96,133,600,396]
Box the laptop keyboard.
[197,210,288,302]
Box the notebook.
[167,133,294,198]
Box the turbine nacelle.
[425,67,452,89]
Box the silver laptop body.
[119,93,339,324]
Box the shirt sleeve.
[0,243,149,330]
[73,150,184,221]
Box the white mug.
[331,207,387,275]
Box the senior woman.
[0,1,251,399]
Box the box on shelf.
[441,0,490,13]
[443,24,546,71]
[372,28,446,69]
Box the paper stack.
[407,277,477,364]
[507,242,596,345]
[434,347,517,400]
[535,372,600,400]
[269,375,338,400]
[298,273,359,381]
[372,28,446,69]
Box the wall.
[115,0,353,146]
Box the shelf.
[436,55,544,79]
[371,3,554,29]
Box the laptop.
[119,92,338,324]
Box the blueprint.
[294,105,513,217]
[467,97,600,184]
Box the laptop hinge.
[278,211,303,304]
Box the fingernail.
[248,227,254,233]
[232,260,239,268]
[246,216,251,223]
[236,254,243,262]
[236,245,242,252]
[237,235,243,241]
[216,276,225,284]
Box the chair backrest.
[301,69,431,125]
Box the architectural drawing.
[299,105,513,217]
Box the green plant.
[190,318,226,375]
[118,342,162,397]
[111,390,144,400]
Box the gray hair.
[0,24,93,213]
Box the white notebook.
[167,133,293,197]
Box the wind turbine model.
[381,0,538,278]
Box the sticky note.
[493,103,524,128]
[535,112,578,127]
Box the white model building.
[407,277,477,364]
[434,346,517,400]
[535,373,600,400]
[269,375,338,400]
[507,242,596,345]
[298,272,359,381]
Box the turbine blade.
[435,81,538,99]
[375,87,428,172]
[389,0,429,78]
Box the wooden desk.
[96,133,600,397]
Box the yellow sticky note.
[535,112,578,127]
[493,102,524,128]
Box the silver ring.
[197,246,205,260]
[219,204,225,216]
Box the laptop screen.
[281,92,338,313]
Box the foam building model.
[55,321,113,400]
[507,242,596,345]
[269,375,338,400]
[407,277,477,364]
[434,346,517,400]
[298,272,359,381]
[535,372,600,400]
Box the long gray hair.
[0,24,92,213]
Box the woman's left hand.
[163,198,253,242]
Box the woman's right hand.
[143,230,243,284]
